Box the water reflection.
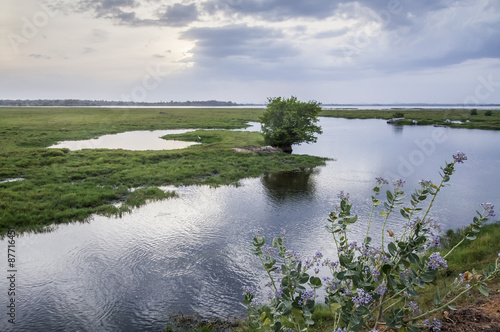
[391,124,404,135]
[261,169,319,205]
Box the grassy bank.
[0,107,327,235]
[320,108,500,130]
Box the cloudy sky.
[1,0,500,104]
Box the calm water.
[48,129,199,151]
[1,118,499,331]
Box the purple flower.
[337,190,350,202]
[372,269,381,282]
[428,252,448,270]
[352,288,373,308]
[264,246,276,258]
[408,300,422,315]
[322,258,340,270]
[419,179,433,188]
[298,289,315,305]
[375,281,387,296]
[452,151,467,164]
[424,318,442,331]
[393,178,405,188]
[425,234,441,249]
[249,298,260,308]
[480,203,495,217]
[375,177,388,186]
[242,286,256,296]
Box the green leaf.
[264,260,276,269]
[386,190,394,202]
[299,273,309,284]
[379,211,390,216]
[388,242,397,256]
[408,253,420,265]
[408,325,420,332]
[478,285,489,296]
[434,287,441,306]
[329,303,341,314]
[310,276,322,288]
[305,318,314,326]
[382,264,392,275]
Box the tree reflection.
[391,124,404,135]
[261,168,318,205]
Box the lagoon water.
[1,118,499,331]
[48,129,199,151]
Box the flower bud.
[463,271,473,281]
[387,230,395,237]
[475,274,484,281]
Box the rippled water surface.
[1,118,499,331]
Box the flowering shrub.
[243,152,499,331]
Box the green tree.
[260,96,323,153]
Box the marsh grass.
[0,107,327,235]
[321,109,500,130]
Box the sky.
[1,0,500,104]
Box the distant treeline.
[0,99,240,107]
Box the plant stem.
[365,200,377,244]
[259,255,278,292]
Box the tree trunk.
[278,144,293,154]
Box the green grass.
[320,109,500,130]
[414,223,500,313]
[0,107,328,235]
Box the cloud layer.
[1,0,499,103]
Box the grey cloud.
[178,24,305,81]
[202,0,452,28]
[77,0,137,11]
[158,4,199,27]
[180,24,297,60]
[203,0,339,21]
[73,0,199,27]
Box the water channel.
[1,118,499,331]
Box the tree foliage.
[260,96,323,153]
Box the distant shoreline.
[1,99,500,109]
